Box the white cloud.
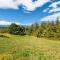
[34,0,50,9]
[48,8,60,13]
[49,1,60,8]
[0,0,51,11]
[43,1,60,13]
[0,20,20,25]
[43,8,49,12]
[0,0,18,9]
[41,13,60,21]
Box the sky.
[0,0,60,25]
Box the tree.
[9,23,25,35]
[9,23,20,35]
[19,26,26,35]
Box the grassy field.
[0,34,60,60]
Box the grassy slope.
[0,34,60,60]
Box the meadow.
[0,33,60,60]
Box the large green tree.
[9,23,25,35]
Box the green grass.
[0,33,60,60]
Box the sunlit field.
[0,33,60,60]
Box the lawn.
[0,33,60,60]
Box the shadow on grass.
[0,35,9,38]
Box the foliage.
[8,23,25,35]
[26,19,60,40]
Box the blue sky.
[0,0,60,25]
